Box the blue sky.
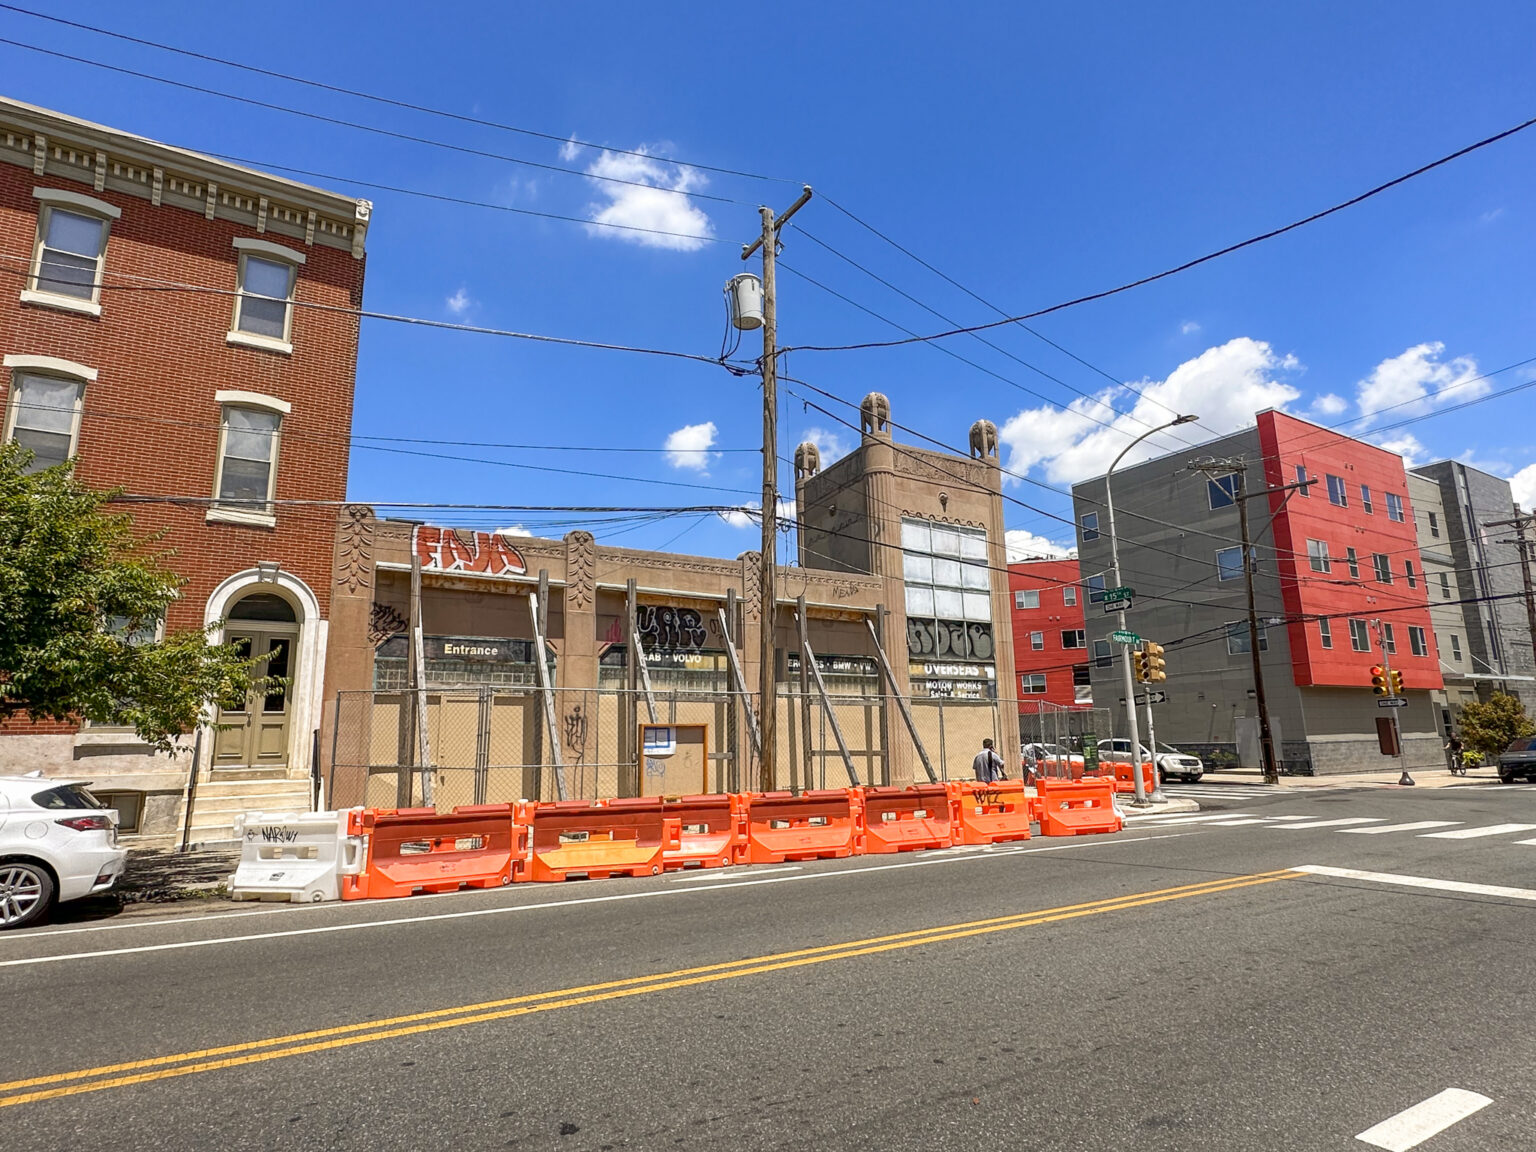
[5,1,1535,560]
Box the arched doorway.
[212,591,299,769]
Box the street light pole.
[1104,413,1198,805]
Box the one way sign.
[1133,690,1168,706]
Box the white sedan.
[0,777,127,929]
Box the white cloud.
[559,136,580,162]
[496,525,529,538]
[663,421,718,471]
[1310,392,1348,417]
[1180,321,1201,336]
[576,145,714,251]
[798,426,851,467]
[1356,342,1484,425]
[718,497,795,530]
[1005,530,1076,562]
[1509,463,1536,511]
[1372,432,1429,466]
[996,337,1302,486]
[1480,207,1505,225]
[446,287,472,315]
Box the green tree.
[1456,692,1536,762]
[0,443,260,750]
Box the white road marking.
[1419,823,1536,840]
[1355,1088,1492,1150]
[668,866,800,883]
[1270,818,1385,830]
[1341,821,1461,835]
[0,831,1203,967]
[1204,818,1270,826]
[1265,815,1313,820]
[1295,864,1536,901]
[1125,814,1255,826]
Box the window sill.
[226,330,293,356]
[73,730,152,750]
[19,289,102,318]
[206,505,277,529]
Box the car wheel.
[0,861,55,930]
[1499,770,1517,784]
[1184,773,1202,784]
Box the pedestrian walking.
[972,738,1007,783]
[1445,731,1466,776]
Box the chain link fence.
[328,688,1019,809]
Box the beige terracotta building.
[320,395,1019,806]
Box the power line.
[788,111,1536,354]
[0,36,744,205]
[0,4,797,187]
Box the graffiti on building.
[413,525,527,578]
[637,605,710,651]
[907,618,994,661]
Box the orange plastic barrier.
[947,780,1033,845]
[1036,778,1122,837]
[1102,760,1156,795]
[860,784,954,853]
[341,804,526,899]
[742,789,862,863]
[522,797,666,882]
[661,793,746,871]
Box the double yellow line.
[0,869,1298,1109]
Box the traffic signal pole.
[1371,619,1413,786]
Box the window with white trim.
[1405,560,1417,588]
[26,190,118,314]
[1030,631,1044,651]
[1439,572,1451,600]
[213,403,282,522]
[1381,623,1396,654]
[229,239,304,353]
[1021,673,1047,695]
[1226,622,1268,654]
[1060,629,1086,649]
[1349,619,1370,652]
[1295,464,1311,496]
[1216,546,1244,581]
[1318,618,1332,649]
[1450,633,1462,662]
[1373,553,1392,583]
[1080,511,1099,542]
[1385,492,1405,522]
[1409,626,1428,657]
[1307,539,1331,573]
[1062,585,1077,607]
[1345,547,1361,579]
[1014,589,1039,610]
[5,370,84,472]
[1326,474,1348,506]
[1207,475,1238,509]
[1360,484,1373,514]
[1093,639,1112,667]
[1428,511,1440,538]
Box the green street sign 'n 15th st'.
[1102,586,1135,603]
[1111,629,1141,645]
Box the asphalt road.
[2,780,1534,1150]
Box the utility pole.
[1489,511,1536,676]
[740,186,813,791]
[1372,619,1413,786]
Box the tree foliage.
[1456,692,1536,761]
[0,443,260,750]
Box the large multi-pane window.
[1349,619,1370,652]
[1386,492,1405,522]
[1409,626,1428,657]
[1307,539,1331,573]
[1326,474,1348,506]
[902,518,993,661]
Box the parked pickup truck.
[1497,736,1536,784]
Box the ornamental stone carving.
[564,530,596,611]
[336,504,374,593]
[969,419,999,460]
[794,441,821,480]
[860,392,890,436]
[741,552,763,621]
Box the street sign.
[1103,596,1133,616]
[1103,586,1135,603]
[1377,697,1408,708]
[1110,629,1140,645]
[1133,690,1168,706]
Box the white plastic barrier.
[228,809,364,903]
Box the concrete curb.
[1121,797,1201,820]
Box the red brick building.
[0,97,370,839]
[1008,558,1089,708]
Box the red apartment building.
[1008,558,1089,709]
[0,97,370,840]
[1073,409,1442,774]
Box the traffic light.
[1143,641,1167,682]
[1132,651,1148,682]
[1370,665,1389,695]
[1389,669,1404,695]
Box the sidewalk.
[54,847,241,925]
[1199,767,1504,790]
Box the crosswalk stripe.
[1420,823,1536,840]
[1270,817,1385,830]
[1130,814,1255,825]
[1204,818,1270,826]
[1341,821,1461,835]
